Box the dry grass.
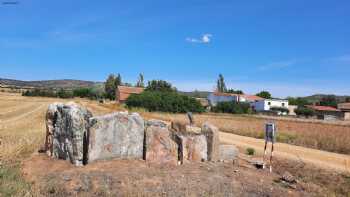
[139,112,350,155]
[1,92,350,196]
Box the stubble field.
[0,92,350,196]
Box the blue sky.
[0,0,349,97]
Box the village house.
[207,92,263,106]
[251,99,289,114]
[116,85,144,103]
[337,103,350,120]
[305,105,342,120]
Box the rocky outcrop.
[88,112,144,162]
[202,123,220,161]
[44,103,237,166]
[46,102,92,166]
[176,133,208,163]
[144,120,178,165]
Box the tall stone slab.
[46,102,92,166]
[176,134,207,163]
[88,112,144,162]
[145,120,178,166]
[202,122,220,161]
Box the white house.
[251,99,289,113]
[207,92,263,106]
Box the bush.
[212,101,251,114]
[125,91,204,113]
[246,148,255,155]
[145,80,176,92]
[57,89,74,98]
[270,106,289,114]
[294,107,315,117]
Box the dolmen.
[44,102,238,166]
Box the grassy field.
[0,92,350,196]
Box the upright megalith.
[144,120,178,166]
[176,133,208,163]
[88,112,144,162]
[45,102,92,166]
[202,123,220,162]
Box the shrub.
[57,89,74,98]
[212,101,251,114]
[125,91,204,113]
[246,148,255,155]
[145,80,176,92]
[270,106,289,114]
[294,107,315,117]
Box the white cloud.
[186,34,212,44]
[258,60,296,71]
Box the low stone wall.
[44,102,237,166]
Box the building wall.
[251,99,289,112]
[207,93,238,106]
[344,112,350,120]
[288,105,298,116]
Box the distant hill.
[0,78,99,90]
[303,94,349,103]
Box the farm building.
[305,105,342,120]
[195,98,210,111]
[337,103,350,120]
[116,86,144,103]
[251,99,289,114]
[207,92,263,106]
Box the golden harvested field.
[1,92,350,196]
[144,113,350,155]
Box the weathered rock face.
[45,103,59,157]
[46,102,92,166]
[145,121,178,166]
[185,125,201,134]
[202,123,220,162]
[176,134,207,163]
[146,119,170,129]
[88,112,144,162]
[219,145,238,162]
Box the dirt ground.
[1,92,350,196]
[23,153,312,197]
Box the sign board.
[265,123,276,143]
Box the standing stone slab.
[45,103,59,157]
[219,145,239,162]
[47,102,92,166]
[176,134,207,163]
[88,112,144,162]
[145,121,178,166]
[202,123,220,161]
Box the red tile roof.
[306,105,340,112]
[240,94,264,101]
[212,92,239,97]
[212,92,263,102]
[117,86,144,102]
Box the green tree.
[319,95,337,107]
[105,74,116,100]
[256,91,272,99]
[136,73,145,87]
[146,80,175,92]
[216,74,227,93]
[212,101,251,114]
[125,91,204,113]
[287,97,310,106]
[346,97,350,103]
[226,89,244,94]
